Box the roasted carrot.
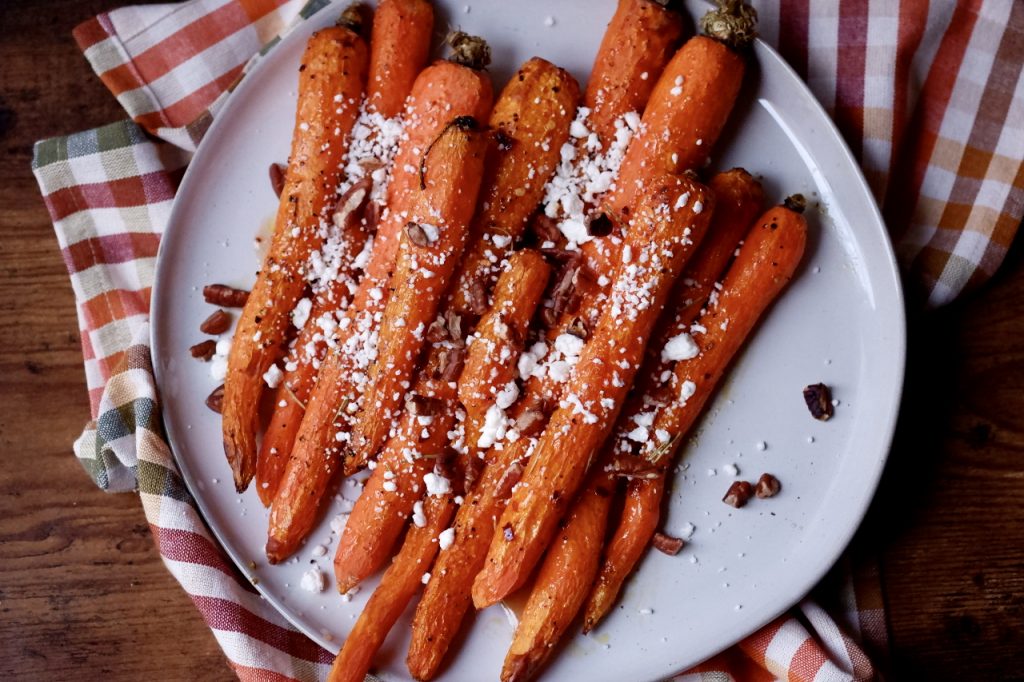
[458,250,551,451]
[584,195,808,629]
[254,179,374,505]
[446,57,580,320]
[333,382,456,594]
[221,9,368,491]
[605,1,757,221]
[266,39,494,562]
[584,0,684,146]
[407,436,530,681]
[347,115,489,466]
[366,0,434,118]
[501,471,616,682]
[328,491,455,682]
[472,174,714,609]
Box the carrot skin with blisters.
[584,0,684,146]
[348,117,489,467]
[447,57,580,320]
[458,249,552,451]
[501,471,616,682]
[472,174,714,609]
[328,492,456,682]
[266,48,493,561]
[366,0,434,118]
[222,20,368,492]
[584,197,808,629]
[606,35,746,221]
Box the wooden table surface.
[1,2,1022,680]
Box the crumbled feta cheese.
[412,500,427,528]
[438,527,455,550]
[424,471,452,497]
[292,297,312,329]
[262,363,283,389]
[662,333,700,362]
[300,566,325,593]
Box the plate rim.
[150,1,907,678]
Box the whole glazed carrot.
[445,57,581,321]
[265,38,493,563]
[606,0,758,221]
[472,173,715,609]
[501,470,617,682]
[327,490,456,682]
[584,195,808,630]
[254,0,435,504]
[366,0,434,118]
[221,7,368,492]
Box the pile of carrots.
[208,0,808,679]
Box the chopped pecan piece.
[802,383,834,421]
[409,394,444,416]
[755,473,781,499]
[268,162,286,197]
[466,280,489,316]
[722,480,753,508]
[206,385,225,413]
[190,339,217,361]
[405,221,429,247]
[652,532,685,556]
[437,346,466,383]
[199,309,231,335]
[203,284,249,308]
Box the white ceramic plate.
[151,1,906,679]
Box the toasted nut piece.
[202,284,249,308]
[755,473,781,498]
[206,385,225,413]
[803,382,834,420]
[190,339,217,361]
[652,531,685,556]
[199,309,232,335]
[722,480,753,508]
[268,162,286,197]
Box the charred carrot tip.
[337,3,366,33]
[783,193,807,213]
[700,0,758,50]
[446,31,491,70]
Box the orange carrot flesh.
[583,0,684,146]
[265,57,494,562]
[366,0,434,118]
[501,472,616,682]
[447,57,581,320]
[458,250,552,451]
[348,117,490,466]
[581,475,662,633]
[255,180,375,506]
[332,383,456,594]
[406,438,530,681]
[222,23,368,492]
[471,174,714,609]
[606,35,746,222]
[585,199,808,628]
[327,491,455,682]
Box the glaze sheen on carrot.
[266,45,494,562]
[583,0,684,146]
[584,197,808,629]
[605,36,747,221]
[458,250,552,451]
[327,492,456,682]
[446,57,581,320]
[501,471,616,682]
[406,437,531,681]
[333,380,457,594]
[366,0,434,118]
[221,15,368,492]
[254,180,374,506]
[472,174,715,609]
[347,117,489,466]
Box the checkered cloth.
[32,0,1024,680]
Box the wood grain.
[0,1,1022,681]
